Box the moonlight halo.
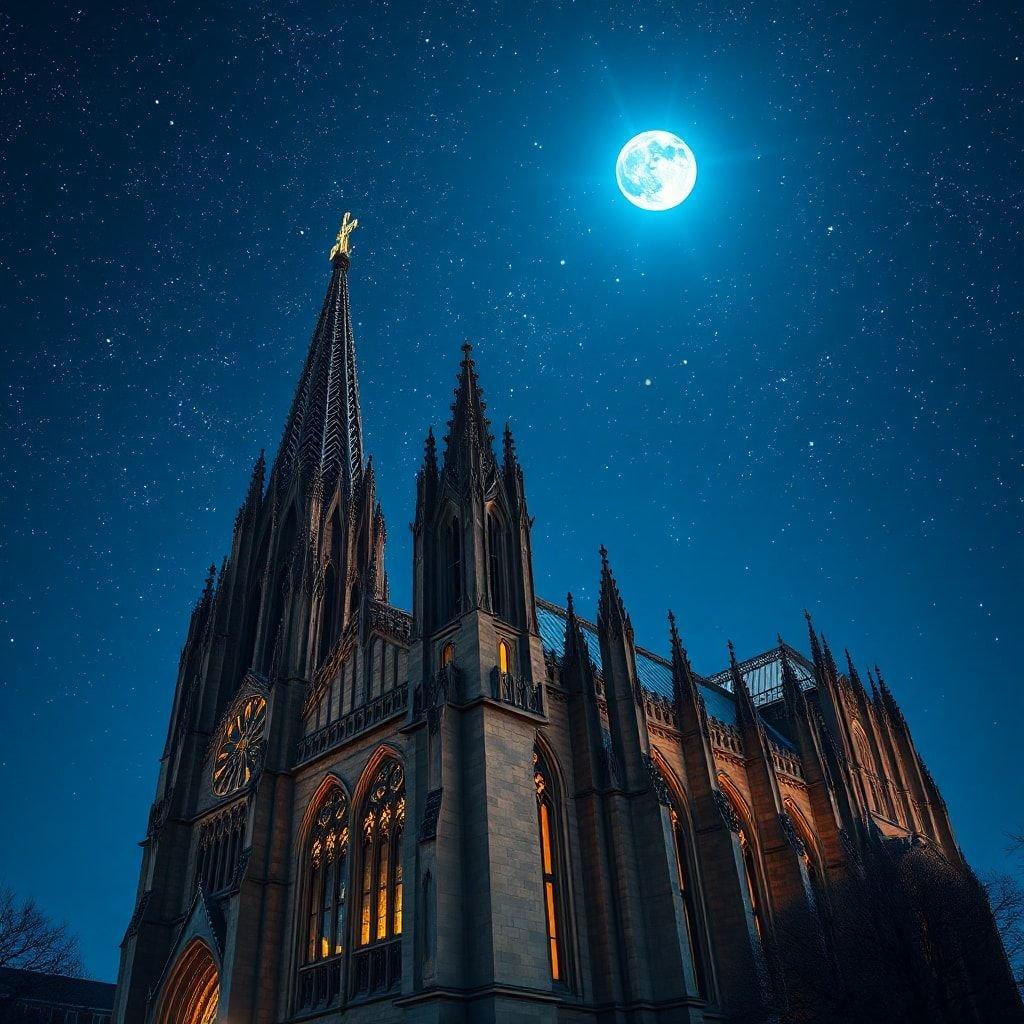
[616,130,697,211]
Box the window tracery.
[357,760,405,948]
[304,788,350,964]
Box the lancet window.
[357,760,405,946]
[295,786,350,1011]
[669,802,709,997]
[304,788,350,964]
[487,510,510,620]
[534,746,569,985]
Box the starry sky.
[2,0,1021,982]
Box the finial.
[599,544,609,565]
[461,340,473,358]
[329,211,359,261]
[668,609,678,638]
[727,638,737,663]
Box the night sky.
[2,0,1021,982]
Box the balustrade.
[296,684,408,765]
[490,667,544,714]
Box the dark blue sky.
[2,0,1021,981]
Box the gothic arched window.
[498,639,511,677]
[786,804,824,903]
[722,784,765,940]
[357,760,406,949]
[487,511,508,620]
[852,722,881,813]
[304,788,350,965]
[534,746,569,985]
[441,642,455,668]
[446,517,462,621]
[295,786,349,1012]
[669,801,709,998]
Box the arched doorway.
[156,939,220,1024]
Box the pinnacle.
[597,546,631,637]
[443,342,495,472]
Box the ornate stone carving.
[643,754,671,806]
[778,812,806,855]
[714,789,742,833]
[122,890,151,943]
[419,788,443,841]
[147,797,169,840]
[229,847,253,891]
[369,601,413,644]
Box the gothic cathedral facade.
[114,236,1020,1024]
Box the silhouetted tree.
[742,835,1024,1024]
[0,886,82,1019]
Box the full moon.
[615,130,697,211]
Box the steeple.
[442,342,496,477]
[272,216,365,500]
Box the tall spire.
[273,216,365,499]
[443,342,495,476]
[597,545,632,640]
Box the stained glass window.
[303,788,349,964]
[534,747,567,984]
[357,760,406,949]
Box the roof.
[536,599,808,751]
[0,968,115,1011]
[705,644,817,706]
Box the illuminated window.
[498,639,511,676]
[534,746,569,984]
[357,760,406,949]
[154,939,219,1024]
[303,788,349,964]
[441,642,455,668]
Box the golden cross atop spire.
[329,211,359,261]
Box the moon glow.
[615,130,697,211]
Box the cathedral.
[114,219,1020,1024]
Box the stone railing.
[350,939,401,998]
[709,718,744,757]
[769,738,804,779]
[295,956,344,1013]
[296,684,408,766]
[644,692,678,730]
[490,668,544,715]
[412,665,459,719]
